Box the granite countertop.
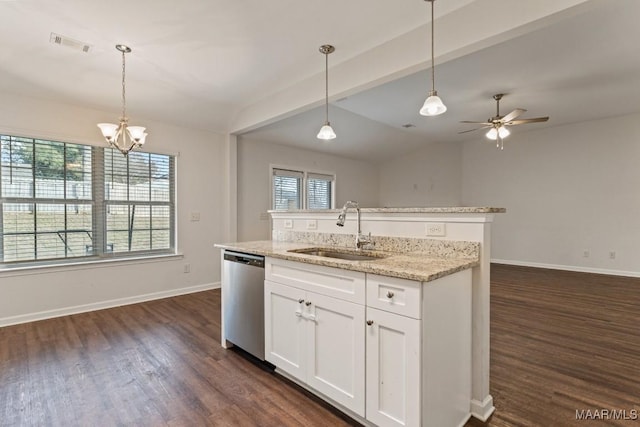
[215,240,479,282]
[268,207,506,214]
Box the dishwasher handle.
[223,251,265,268]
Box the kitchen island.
[220,206,506,421]
[217,238,477,427]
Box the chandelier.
[317,44,336,140]
[419,0,447,116]
[97,44,147,156]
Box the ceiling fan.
[460,93,549,149]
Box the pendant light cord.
[121,49,127,120]
[325,51,329,123]
[430,0,435,93]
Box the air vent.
[49,32,91,53]
[402,123,416,128]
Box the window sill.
[0,253,184,277]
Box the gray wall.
[236,137,379,241]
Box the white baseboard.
[491,259,640,278]
[0,282,220,328]
[470,395,495,422]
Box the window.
[0,134,175,265]
[272,167,334,210]
[306,173,333,209]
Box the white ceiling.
[242,0,640,162]
[1,0,639,163]
[0,0,471,132]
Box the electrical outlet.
[609,251,616,260]
[306,220,317,230]
[284,219,293,229]
[583,250,590,258]
[183,264,191,273]
[190,212,200,222]
[426,222,446,237]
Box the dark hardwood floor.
[0,287,357,426]
[1,264,639,426]
[467,265,640,427]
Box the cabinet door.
[366,307,421,427]
[305,292,366,416]
[264,280,306,382]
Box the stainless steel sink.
[289,248,386,261]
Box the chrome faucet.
[336,201,374,249]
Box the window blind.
[1,134,176,265]
[1,136,93,262]
[273,168,302,210]
[307,173,333,209]
[101,149,175,254]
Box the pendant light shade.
[420,91,447,116]
[317,124,336,140]
[420,0,446,116]
[317,44,336,140]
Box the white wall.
[378,142,462,207]
[236,137,379,241]
[0,92,226,325]
[462,113,640,276]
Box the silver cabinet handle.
[298,299,305,304]
[305,301,312,306]
[386,291,394,299]
[366,320,374,326]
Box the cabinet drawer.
[265,258,365,304]
[366,274,422,319]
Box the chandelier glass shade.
[419,0,446,116]
[317,44,336,140]
[97,44,147,155]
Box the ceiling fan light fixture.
[419,0,446,117]
[486,125,510,140]
[317,122,336,140]
[420,90,447,116]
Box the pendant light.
[317,44,336,140]
[97,44,147,156]
[419,0,447,116]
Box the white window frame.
[270,164,336,210]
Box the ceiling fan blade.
[458,127,488,134]
[460,120,491,125]
[500,108,527,123]
[507,117,549,125]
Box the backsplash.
[272,230,479,260]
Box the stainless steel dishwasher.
[222,250,265,360]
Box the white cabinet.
[264,280,306,381]
[265,259,366,416]
[306,291,365,414]
[366,306,421,427]
[265,258,472,427]
[365,271,472,427]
